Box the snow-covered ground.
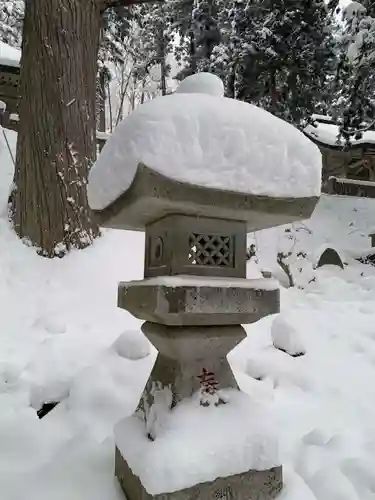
[3,127,375,499]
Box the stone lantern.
[88,73,321,500]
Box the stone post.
[115,212,282,499]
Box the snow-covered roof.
[88,73,322,211]
[304,120,375,147]
[0,41,20,68]
[311,114,335,123]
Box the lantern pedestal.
[114,234,283,499]
[138,323,245,415]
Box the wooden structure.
[304,116,375,191]
[0,63,20,131]
[0,61,111,153]
[327,176,375,198]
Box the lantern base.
[118,277,280,326]
[115,446,282,500]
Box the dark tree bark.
[159,36,167,96]
[10,0,102,257]
[10,0,151,257]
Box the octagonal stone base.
[118,276,279,326]
[115,447,283,500]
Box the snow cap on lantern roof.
[174,72,225,97]
[88,73,321,231]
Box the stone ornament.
[88,73,321,500]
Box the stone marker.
[316,247,344,269]
[88,74,321,500]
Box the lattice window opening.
[188,233,234,267]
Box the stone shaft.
[137,323,245,419]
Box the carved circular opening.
[152,237,163,263]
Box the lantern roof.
[88,73,321,231]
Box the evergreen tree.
[208,1,242,97]
[331,1,375,142]
[362,0,375,17]
[167,0,221,79]
[167,0,196,78]
[133,2,172,96]
[221,0,336,127]
[0,1,23,47]
[192,0,221,71]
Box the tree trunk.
[226,64,236,99]
[269,68,278,114]
[10,0,101,257]
[160,37,167,96]
[189,31,197,74]
[98,68,106,153]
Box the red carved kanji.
[198,368,219,395]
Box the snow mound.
[308,467,359,500]
[271,315,306,356]
[88,81,321,210]
[245,356,269,381]
[175,72,224,97]
[343,1,366,21]
[0,41,20,67]
[115,389,279,495]
[32,315,67,335]
[112,330,150,360]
